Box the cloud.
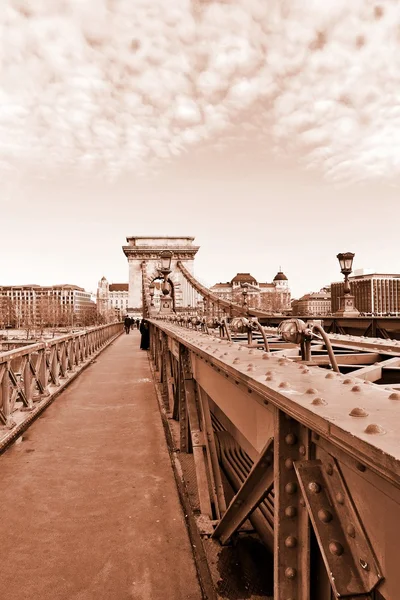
[0,0,399,183]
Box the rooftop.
[231,273,258,284]
[109,283,129,292]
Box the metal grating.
[167,412,273,599]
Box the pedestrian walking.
[139,319,150,349]
[124,315,131,335]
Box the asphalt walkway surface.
[0,331,202,600]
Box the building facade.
[0,284,95,327]
[331,273,400,315]
[292,288,331,316]
[210,271,291,313]
[97,277,129,320]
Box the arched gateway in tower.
[122,236,200,312]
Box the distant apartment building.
[0,284,94,327]
[292,288,331,316]
[97,277,129,319]
[210,271,291,312]
[331,272,400,315]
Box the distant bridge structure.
[2,237,400,599]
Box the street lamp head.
[160,250,173,271]
[337,252,355,275]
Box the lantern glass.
[337,252,355,274]
[160,250,173,270]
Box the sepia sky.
[1,0,400,298]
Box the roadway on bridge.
[0,331,202,600]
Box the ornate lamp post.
[334,252,360,317]
[149,283,155,307]
[158,250,174,314]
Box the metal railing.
[148,318,399,600]
[0,322,123,448]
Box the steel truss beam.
[148,320,400,600]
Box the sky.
[1,0,400,299]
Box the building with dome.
[210,270,291,313]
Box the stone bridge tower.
[122,236,199,312]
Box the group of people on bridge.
[124,315,150,350]
[124,316,140,333]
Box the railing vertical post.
[51,345,60,386]
[274,410,310,600]
[0,363,12,427]
[178,345,189,452]
[24,356,33,408]
[61,342,68,376]
[196,385,227,518]
[39,348,49,395]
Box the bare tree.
[0,297,16,328]
[19,301,35,339]
[79,305,101,327]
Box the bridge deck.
[0,332,202,600]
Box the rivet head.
[285,505,297,518]
[247,363,255,372]
[336,492,345,504]
[329,541,344,556]
[318,509,333,523]
[325,372,335,379]
[265,375,274,381]
[279,381,290,389]
[325,463,333,476]
[364,424,386,435]
[285,536,298,548]
[301,368,309,374]
[284,458,294,470]
[351,385,362,392]
[343,378,353,384]
[285,433,297,446]
[233,358,240,364]
[299,497,306,507]
[305,387,318,394]
[285,482,297,495]
[347,524,356,538]
[298,444,306,456]
[389,392,400,400]
[311,397,327,406]
[308,481,321,494]
[249,349,254,354]
[265,370,274,376]
[285,567,297,580]
[349,407,369,418]
[262,353,271,360]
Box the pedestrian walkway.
[0,331,203,600]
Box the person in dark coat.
[139,319,150,350]
[136,318,140,329]
[124,315,131,334]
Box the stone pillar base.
[334,295,360,317]
[159,296,174,314]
